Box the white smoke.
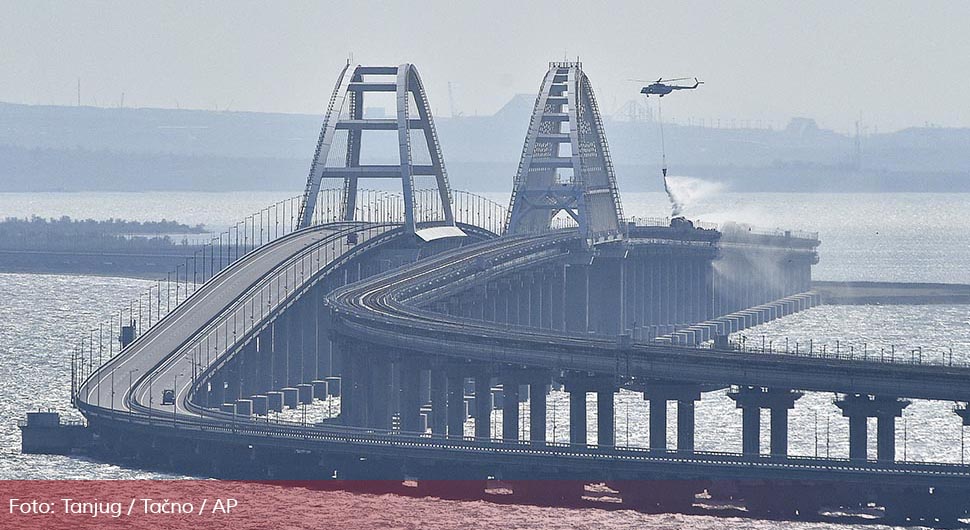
[662,174,684,217]
[662,175,725,217]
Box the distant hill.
[0,100,967,193]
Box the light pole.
[813,411,818,457]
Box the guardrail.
[77,403,970,480]
[72,189,509,404]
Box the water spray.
[657,99,684,217]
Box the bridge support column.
[206,380,225,409]
[563,264,588,334]
[596,388,616,447]
[548,267,565,331]
[741,405,760,456]
[338,341,366,427]
[530,271,543,328]
[364,354,391,431]
[563,374,615,447]
[289,307,306,386]
[530,380,547,443]
[240,340,259,398]
[836,394,910,461]
[474,372,492,439]
[224,360,240,403]
[257,327,274,394]
[495,279,513,324]
[447,370,465,437]
[272,318,287,390]
[643,383,702,452]
[516,275,532,326]
[588,256,623,336]
[484,283,497,322]
[429,369,448,437]
[567,389,587,446]
[502,375,520,441]
[301,296,319,383]
[399,362,422,433]
[677,398,695,452]
[729,386,802,456]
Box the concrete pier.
[643,383,702,452]
[297,383,313,404]
[530,381,547,443]
[312,380,328,400]
[836,394,910,461]
[473,373,491,439]
[447,371,465,437]
[399,363,422,433]
[729,387,802,456]
[281,387,299,409]
[325,376,341,396]
[502,375,520,441]
[265,391,283,412]
[251,395,268,415]
[234,399,253,417]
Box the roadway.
[328,230,970,402]
[76,221,386,420]
[75,223,970,487]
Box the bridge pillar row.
[642,382,702,452]
[728,386,802,457]
[835,394,910,461]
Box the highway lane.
[328,231,970,402]
[74,225,970,485]
[77,221,380,418]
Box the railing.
[177,224,397,412]
[72,188,509,403]
[707,336,962,368]
[72,192,305,401]
[623,216,719,231]
[78,404,970,478]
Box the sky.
[1,0,968,133]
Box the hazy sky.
[2,0,968,133]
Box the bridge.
[71,62,970,524]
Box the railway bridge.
[72,62,970,524]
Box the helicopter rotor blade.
[659,77,692,83]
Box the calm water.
[1,190,969,528]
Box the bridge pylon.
[506,61,624,245]
[298,63,463,240]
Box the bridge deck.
[76,224,970,487]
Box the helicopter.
[638,77,703,97]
